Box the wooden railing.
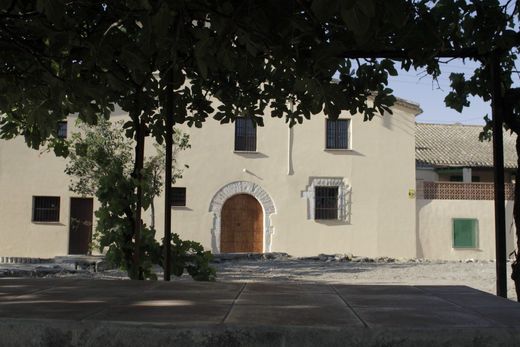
[421,181,515,200]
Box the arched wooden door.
[221,194,263,253]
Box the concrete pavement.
[1,278,520,346]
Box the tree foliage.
[64,118,214,281]
[4,0,520,290]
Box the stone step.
[0,256,53,264]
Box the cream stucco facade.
[416,199,516,261]
[167,103,419,257]
[0,101,421,259]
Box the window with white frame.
[326,119,350,149]
[315,186,338,220]
[302,178,349,221]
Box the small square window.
[33,196,60,222]
[171,187,186,207]
[453,218,478,248]
[326,119,349,149]
[315,186,338,220]
[57,121,67,139]
[235,118,256,151]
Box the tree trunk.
[151,199,155,230]
[131,116,146,280]
[163,67,174,281]
[511,135,520,300]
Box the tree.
[65,118,213,280]
[1,1,402,279]
[3,0,520,293]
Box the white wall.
[0,103,419,258]
[0,136,72,257]
[167,103,419,257]
[416,199,516,260]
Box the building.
[0,99,420,259]
[171,100,420,258]
[416,123,517,260]
[1,102,517,260]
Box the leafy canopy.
[65,118,213,280]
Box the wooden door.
[221,194,263,253]
[69,198,94,255]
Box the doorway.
[69,198,94,255]
[220,194,263,253]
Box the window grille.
[33,196,60,222]
[235,118,257,151]
[171,187,186,206]
[315,186,338,220]
[57,121,67,139]
[326,119,349,149]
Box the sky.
[389,0,518,126]
[388,60,493,126]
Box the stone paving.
[1,278,520,346]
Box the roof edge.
[394,97,423,116]
[366,94,423,116]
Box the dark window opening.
[315,186,338,220]
[33,196,60,222]
[57,121,67,139]
[171,187,186,206]
[326,119,349,149]
[450,175,481,182]
[235,118,257,151]
[449,175,463,182]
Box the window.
[453,218,478,248]
[57,121,67,139]
[315,186,338,220]
[171,187,186,206]
[449,175,463,182]
[303,178,349,221]
[33,196,60,222]
[235,118,256,151]
[450,175,481,182]
[326,119,349,149]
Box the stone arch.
[209,181,276,253]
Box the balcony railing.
[421,181,515,200]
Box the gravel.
[1,256,517,300]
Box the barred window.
[326,119,349,149]
[33,196,60,222]
[171,187,186,206]
[235,118,256,151]
[57,121,67,139]
[315,187,338,220]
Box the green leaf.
[358,0,375,18]
[311,0,339,20]
[341,6,369,37]
[37,0,64,23]
[152,4,171,38]
[194,40,209,79]
[381,60,398,76]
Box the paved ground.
[4,257,516,301]
[2,278,520,346]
